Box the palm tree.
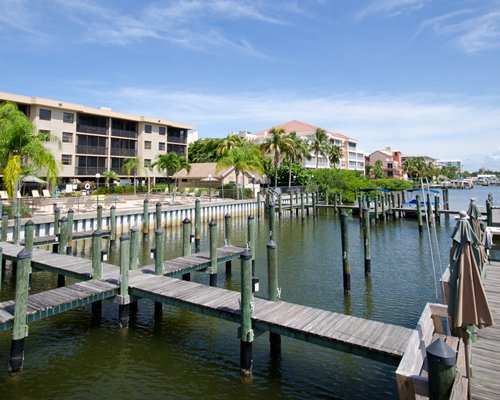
[216,134,244,158]
[102,170,119,187]
[286,132,310,187]
[260,127,293,188]
[0,101,60,198]
[217,143,263,199]
[309,128,328,169]
[326,141,343,168]
[153,153,191,198]
[124,157,141,195]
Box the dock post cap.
[183,217,191,224]
[426,338,456,366]
[362,206,369,212]
[16,247,32,259]
[110,205,115,210]
[155,228,164,235]
[68,208,74,213]
[247,215,254,220]
[130,226,138,232]
[156,201,162,206]
[225,213,231,219]
[143,198,149,204]
[60,216,68,222]
[120,233,130,241]
[457,211,469,220]
[209,219,217,227]
[92,229,103,237]
[97,205,102,210]
[25,219,35,226]
[241,248,252,260]
[267,239,277,249]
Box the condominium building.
[366,147,404,179]
[437,160,464,174]
[0,92,193,183]
[246,120,365,172]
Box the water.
[0,186,499,399]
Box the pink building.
[366,147,404,179]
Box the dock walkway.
[471,259,500,400]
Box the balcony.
[111,128,138,139]
[76,124,107,135]
[111,148,137,157]
[167,135,187,144]
[75,167,105,176]
[76,145,108,155]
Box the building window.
[159,142,165,151]
[144,141,151,150]
[62,132,73,143]
[387,163,393,169]
[39,108,51,121]
[159,127,166,135]
[63,112,74,124]
[144,159,151,167]
[145,124,152,133]
[62,154,72,165]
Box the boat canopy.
[406,188,440,194]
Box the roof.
[253,120,356,143]
[0,91,194,130]
[174,163,231,179]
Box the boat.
[401,188,440,218]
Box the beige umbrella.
[448,211,494,395]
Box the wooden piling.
[267,239,281,358]
[278,193,282,219]
[54,207,61,237]
[340,212,351,295]
[154,228,164,316]
[443,188,449,220]
[96,205,103,231]
[300,192,305,223]
[118,233,130,328]
[0,247,3,292]
[312,192,317,218]
[8,247,31,374]
[256,192,261,220]
[209,220,218,286]
[129,227,139,270]
[155,202,162,230]
[13,213,20,245]
[225,214,232,275]
[374,195,379,224]
[1,212,8,242]
[195,199,201,252]
[434,195,440,223]
[109,206,116,250]
[362,207,371,277]
[416,195,423,235]
[182,218,192,281]
[142,199,149,242]
[67,209,74,255]
[24,220,34,253]
[486,200,493,226]
[239,248,254,376]
[247,215,257,292]
[269,201,276,241]
[426,193,433,223]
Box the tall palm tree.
[0,101,60,198]
[102,170,119,187]
[216,143,263,199]
[124,157,141,195]
[309,128,329,169]
[153,152,191,197]
[216,134,244,158]
[326,141,343,168]
[260,127,293,188]
[286,132,310,187]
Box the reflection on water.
[0,186,498,399]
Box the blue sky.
[1,0,500,171]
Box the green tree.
[102,170,119,187]
[124,157,141,195]
[216,134,244,158]
[326,140,343,168]
[260,127,293,188]
[216,143,263,199]
[0,102,60,198]
[153,152,191,194]
[286,132,310,187]
[309,128,329,169]
[188,138,224,163]
[373,160,385,179]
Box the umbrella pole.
[462,327,472,399]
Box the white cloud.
[80,85,500,168]
[355,0,426,20]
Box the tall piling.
[155,202,162,230]
[96,205,103,231]
[109,206,116,250]
[67,209,74,255]
[129,227,139,270]
[118,233,131,328]
[416,195,423,235]
[154,228,164,316]
[300,192,305,223]
[1,212,8,241]
[247,215,258,292]
[362,207,371,276]
[13,213,20,245]
[91,230,103,318]
[239,248,254,376]
[224,214,232,275]
[269,201,276,240]
[194,199,201,252]
[340,212,351,295]
[434,196,441,224]
[182,218,192,281]
[426,193,433,223]
[142,199,149,242]
[8,247,31,374]
[24,220,34,253]
[267,239,281,358]
[256,192,261,220]
[209,220,218,286]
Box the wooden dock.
[470,259,500,400]
[19,229,110,246]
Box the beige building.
[243,120,365,172]
[0,91,193,184]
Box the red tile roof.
[253,120,355,142]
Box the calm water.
[0,186,498,399]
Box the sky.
[1,0,500,171]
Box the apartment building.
[246,120,365,172]
[366,147,404,179]
[437,160,464,174]
[0,92,193,183]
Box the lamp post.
[95,173,101,207]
